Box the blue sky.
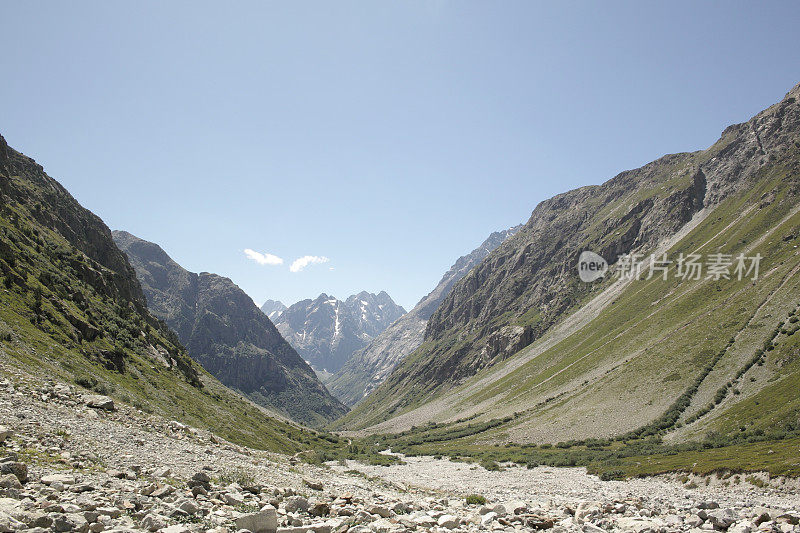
[2,1,799,310]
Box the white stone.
[235,507,278,533]
[438,514,459,529]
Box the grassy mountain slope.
[113,231,347,427]
[0,133,342,452]
[335,83,800,443]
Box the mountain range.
[333,83,800,449]
[112,231,347,427]
[274,292,405,374]
[326,226,521,406]
[3,81,800,481]
[0,133,341,451]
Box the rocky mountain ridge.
[0,132,331,449]
[113,231,346,427]
[274,292,405,374]
[326,226,521,406]
[336,83,800,438]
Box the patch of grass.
[480,458,501,471]
[465,494,487,505]
[745,475,768,488]
[218,467,256,488]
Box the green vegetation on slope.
[0,133,342,453]
[336,84,800,437]
[113,231,347,427]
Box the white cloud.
[244,249,284,266]
[290,255,330,273]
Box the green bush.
[480,458,501,471]
[465,494,487,505]
[75,376,98,389]
[0,321,12,341]
[599,470,625,481]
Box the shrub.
[0,321,12,341]
[746,475,768,488]
[480,459,501,471]
[75,376,98,389]
[599,470,625,481]
[465,494,487,505]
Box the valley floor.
[1,367,799,533]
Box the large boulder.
[707,509,741,529]
[234,506,278,533]
[0,462,26,484]
[84,395,115,411]
[284,496,309,513]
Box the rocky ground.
[1,370,799,533]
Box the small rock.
[708,509,740,529]
[412,515,437,527]
[481,512,498,526]
[0,462,26,484]
[0,510,26,533]
[0,475,21,490]
[437,514,459,529]
[283,496,309,513]
[152,468,171,478]
[158,526,191,533]
[308,502,330,517]
[176,500,199,516]
[53,513,89,533]
[368,505,391,519]
[140,514,168,532]
[776,513,800,526]
[276,524,331,533]
[224,492,245,506]
[730,522,753,533]
[698,501,721,510]
[303,479,323,491]
[42,473,76,486]
[151,485,175,498]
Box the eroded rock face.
[274,291,406,375]
[113,231,347,427]
[327,226,520,407]
[352,83,800,423]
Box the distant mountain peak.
[326,225,520,406]
[260,299,287,321]
[275,291,406,374]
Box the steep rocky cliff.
[0,134,338,450]
[326,226,520,406]
[337,83,800,433]
[275,292,405,373]
[113,231,347,427]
